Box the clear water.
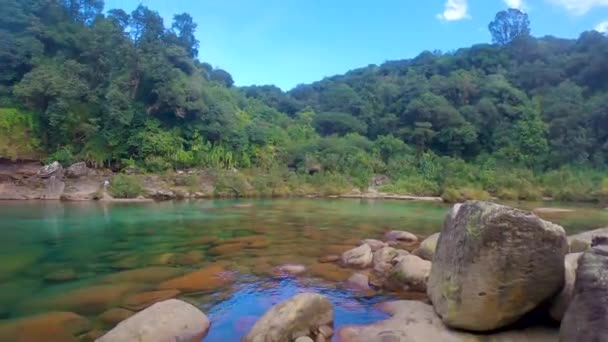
[0,199,605,340]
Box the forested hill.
[245,29,608,169]
[1,2,607,201]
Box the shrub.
[214,170,252,197]
[441,187,490,203]
[379,176,441,196]
[144,156,172,173]
[110,174,144,198]
[496,188,519,200]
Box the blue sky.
[104,0,608,90]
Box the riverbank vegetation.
[0,2,607,202]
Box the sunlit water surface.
[0,199,605,340]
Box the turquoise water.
[0,199,605,340]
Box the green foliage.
[0,108,41,160]
[379,177,441,196]
[1,1,607,202]
[213,171,252,197]
[488,9,531,45]
[110,174,144,198]
[441,187,490,203]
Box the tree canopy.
[0,2,607,200]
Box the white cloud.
[437,0,470,21]
[596,21,608,33]
[503,0,525,9]
[547,0,608,15]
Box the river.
[0,199,605,340]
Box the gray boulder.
[567,227,608,253]
[338,300,557,342]
[96,299,209,342]
[560,238,608,341]
[244,293,333,342]
[412,232,440,261]
[346,273,371,291]
[66,162,90,178]
[549,252,582,321]
[37,161,63,178]
[359,239,386,252]
[384,230,418,244]
[342,244,373,268]
[385,254,431,292]
[428,201,568,331]
[372,246,398,275]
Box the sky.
[104,0,608,90]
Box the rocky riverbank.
[35,201,598,341]
[0,160,446,202]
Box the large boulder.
[385,254,431,292]
[338,300,557,342]
[244,293,334,342]
[428,201,568,331]
[549,253,582,321]
[567,227,608,253]
[37,161,63,178]
[96,299,209,342]
[341,244,373,268]
[66,162,90,178]
[412,232,440,261]
[560,238,608,341]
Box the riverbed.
[0,199,605,340]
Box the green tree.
[489,9,531,45]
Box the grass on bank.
[105,163,608,204]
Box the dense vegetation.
[0,1,607,201]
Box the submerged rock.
[22,283,140,315]
[99,308,134,325]
[208,242,244,256]
[157,263,235,293]
[0,247,45,281]
[309,262,351,282]
[567,227,608,253]
[0,311,91,342]
[427,201,567,331]
[318,255,340,263]
[175,250,204,266]
[386,254,431,292]
[102,266,184,284]
[338,300,557,342]
[549,252,582,321]
[560,238,608,341]
[341,244,373,268]
[244,293,333,342]
[122,289,181,311]
[45,268,77,282]
[412,232,440,261]
[276,264,307,276]
[97,299,209,342]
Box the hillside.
[0,1,607,201]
